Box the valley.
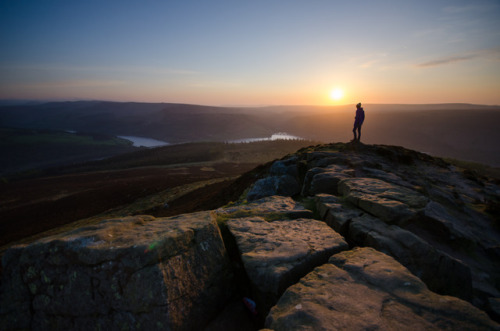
[2,101,500,168]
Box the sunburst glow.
[330,88,344,101]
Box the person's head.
[356,103,362,108]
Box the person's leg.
[357,126,362,141]
[352,126,357,140]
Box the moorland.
[0,139,317,252]
[1,101,499,253]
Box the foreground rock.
[266,247,499,330]
[250,143,500,317]
[2,142,499,329]
[0,213,233,330]
[227,216,348,313]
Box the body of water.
[86,132,302,147]
[118,136,170,147]
[229,132,303,143]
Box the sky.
[1,0,499,106]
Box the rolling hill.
[1,101,500,168]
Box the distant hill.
[0,127,137,177]
[1,101,500,166]
[285,108,500,166]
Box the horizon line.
[0,99,499,108]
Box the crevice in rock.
[210,217,261,329]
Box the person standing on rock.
[352,102,365,142]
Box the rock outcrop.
[247,143,500,317]
[1,142,499,330]
[0,212,233,330]
[266,247,498,330]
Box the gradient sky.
[1,0,499,105]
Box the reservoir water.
[118,132,302,147]
[229,132,303,143]
[118,136,170,147]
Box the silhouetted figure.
[352,102,365,142]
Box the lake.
[118,136,170,147]
[229,132,303,143]
[118,132,303,147]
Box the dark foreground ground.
[0,162,259,250]
[1,140,316,253]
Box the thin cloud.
[359,60,378,69]
[119,66,199,76]
[443,4,497,15]
[417,47,500,68]
[416,54,477,68]
[0,64,200,76]
[351,52,390,69]
[8,80,127,90]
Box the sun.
[330,88,344,101]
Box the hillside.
[1,142,499,330]
[0,139,317,249]
[0,127,138,177]
[1,101,500,167]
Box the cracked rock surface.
[266,247,498,331]
[227,216,348,309]
[0,212,232,330]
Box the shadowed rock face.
[0,213,233,330]
[1,142,499,330]
[347,213,474,301]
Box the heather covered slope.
[1,142,499,330]
[0,140,315,248]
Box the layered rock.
[0,212,233,330]
[266,247,498,330]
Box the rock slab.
[266,247,499,331]
[227,216,348,313]
[338,177,428,223]
[0,212,233,331]
[218,195,314,220]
